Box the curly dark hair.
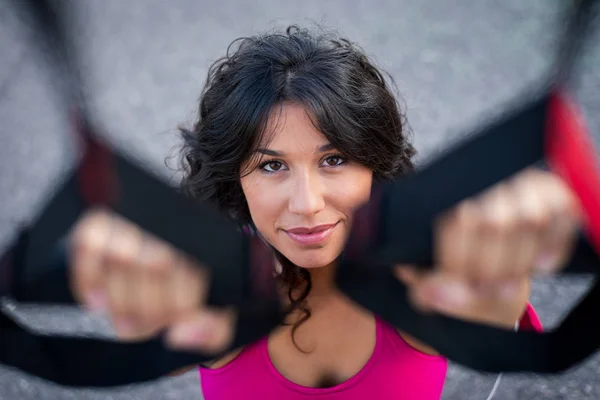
[177,25,416,352]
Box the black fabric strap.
[337,266,600,374]
[338,89,600,373]
[380,90,548,267]
[2,0,600,389]
[361,90,598,275]
[0,0,285,387]
[0,151,286,386]
[2,134,276,308]
[338,0,600,375]
[0,301,282,387]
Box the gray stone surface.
[1,0,600,399]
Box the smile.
[284,223,339,246]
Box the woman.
[70,26,581,399]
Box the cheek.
[240,174,280,231]
[334,167,373,223]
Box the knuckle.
[175,274,206,312]
[482,211,514,234]
[523,208,549,231]
[72,221,109,256]
[106,237,141,268]
[144,241,176,274]
[454,200,481,229]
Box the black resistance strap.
[1,0,600,388]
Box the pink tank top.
[198,304,542,400]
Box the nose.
[288,172,325,216]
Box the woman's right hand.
[68,208,236,353]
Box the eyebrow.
[254,143,335,157]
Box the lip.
[284,223,338,245]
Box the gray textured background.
[1,0,600,399]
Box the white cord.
[484,320,520,400]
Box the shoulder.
[376,315,440,356]
[395,330,440,356]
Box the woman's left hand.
[394,168,582,327]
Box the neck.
[297,262,342,314]
[306,262,338,298]
[280,261,345,325]
[276,258,341,309]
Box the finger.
[436,199,481,277]
[410,271,527,328]
[170,253,208,318]
[503,172,548,278]
[537,216,579,273]
[408,270,475,315]
[534,175,582,273]
[472,183,516,284]
[70,208,112,312]
[394,264,438,313]
[165,307,237,354]
[135,234,171,332]
[393,264,424,287]
[104,215,144,339]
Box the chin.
[282,249,340,269]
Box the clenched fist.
[69,208,236,353]
[395,168,582,327]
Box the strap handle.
[338,0,600,374]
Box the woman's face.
[240,103,373,269]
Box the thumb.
[395,265,457,315]
[394,264,427,287]
[165,308,237,354]
[409,273,476,315]
[408,272,521,322]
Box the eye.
[322,154,346,167]
[259,160,285,173]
